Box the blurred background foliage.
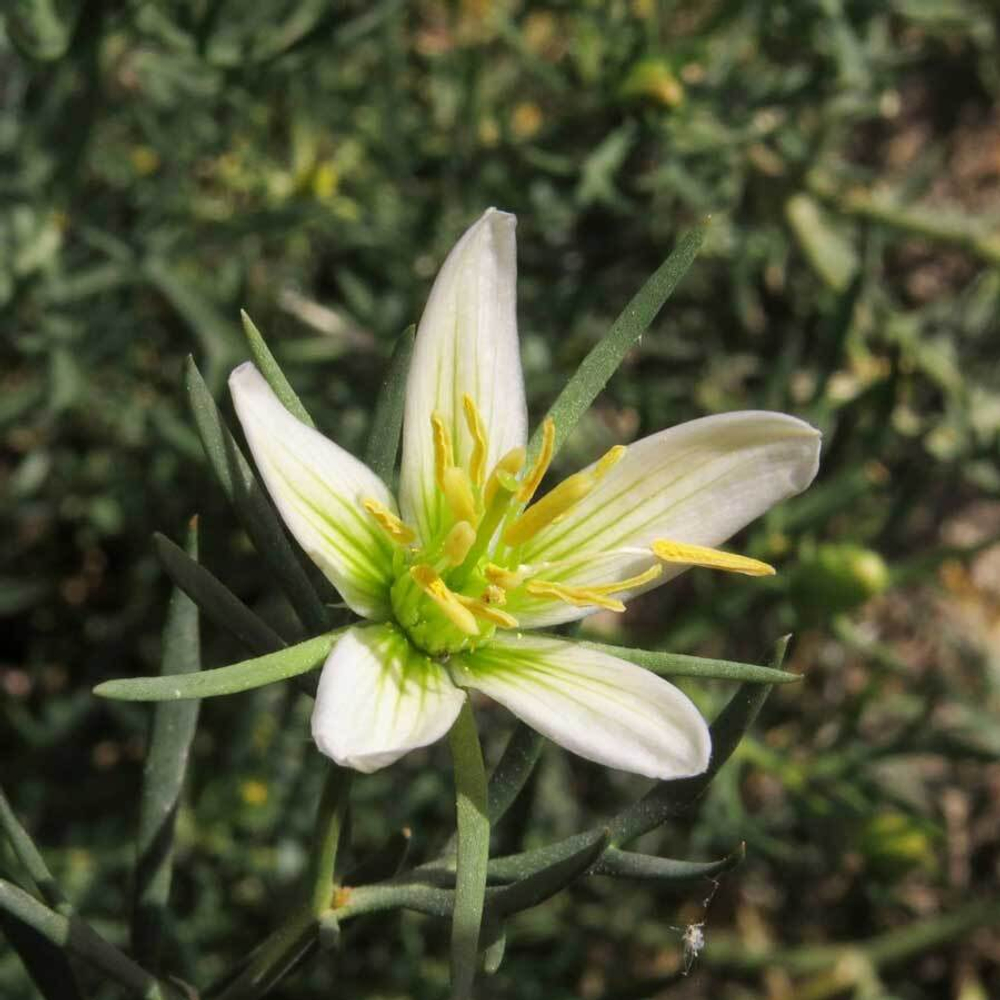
[2,0,1000,997]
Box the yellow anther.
[652,540,776,577]
[443,521,476,566]
[516,418,555,503]
[503,443,628,546]
[410,565,479,636]
[504,472,594,546]
[431,411,453,492]
[442,466,479,526]
[483,584,507,606]
[484,563,525,590]
[484,446,526,507]
[362,498,417,545]
[594,444,627,478]
[462,394,489,488]
[454,594,519,629]
[524,580,625,613]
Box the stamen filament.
[582,564,663,594]
[431,412,453,492]
[484,447,526,508]
[362,498,417,545]
[452,448,527,587]
[462,394,489,488]
[524,580,626,613]
[410,565,479,636]
[516,418,555,504]
[442,466,479,526]
[522,564,662,613]
[503,445,626,547]
[652,540,776,577]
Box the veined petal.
[230,362,396,619]
[400,209,528,543]
[452,633,710,780]
[509,411,820,627]
[312,624,465,774]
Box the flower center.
[366,398,776,657]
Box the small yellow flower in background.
[230,209,821,777]
[310,161,339,202]
[129,146,160,176]
[511,102,543,141]
[240,780,269,807]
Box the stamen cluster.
[370,396,775,657]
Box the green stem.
[448,698,490,999]
[309,766,351,915]
[212,906,317,1000]
[0,880,185,1000]
[0,787,69,913]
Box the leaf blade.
[578,641,799,684]
[591,843,745,881]
[240,310,315,427]
[132,519,202,970]
[448,700,490,1000]
[364,325,415,484]
[185,356,330,634]
[154,531,286,655]
[94,631,341,702]
[527,222,707,462]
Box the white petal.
[509,411,821,627]
[230,362,396,620]
[453,633,710,780]
[312,625,466,774]
[399,209,528,544]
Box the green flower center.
[361,399,754,656]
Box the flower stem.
[309,765,352,915]
[447,698,490,999]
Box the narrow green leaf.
[0,880,185,1000]
[212,906,318,1000]
[132,520,202,970]
[0,910,83,1000]
[364,325,415,484]
[94,631,342,702]
[0,788,67,910]
[309,767,351,915]
[591,842,745,881]
[7,0,78,61]
[448,699,490,1000]
[528,222,707,462]
[487,830,607,918]
[240,310,315,427]
[609,636,790,845]
[488,723,545,824]
[154,531,286,655]
[481,925,506,975]
[335,880,455,920]
[579,641,800,684]
[185,356,330,634]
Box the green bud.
[791,543,889,616]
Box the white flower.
[229,209,821,778]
